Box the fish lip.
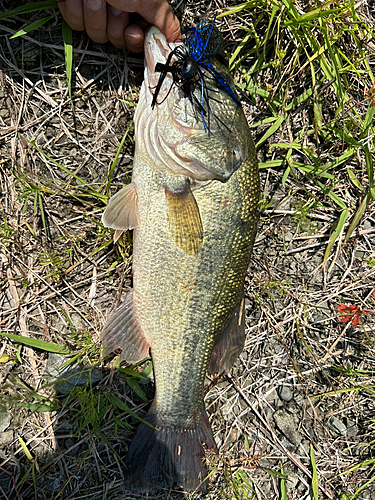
[144,26,179,103]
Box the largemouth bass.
[101,24,260,493]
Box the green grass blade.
[103,125,132,197]
[20,402,60,412]
[283,5,346,25]
[323,208,349,265]
[344,192,372,243]
[10,13,57,38]
[312,385,375,399]
[0,1,58,20]
[310,444,319,500]
[37,191,48,236]
[364,145,374,188]
[279,461,287,500]
[314,179,347,209]
[363,101,375,134]
[22,137,106,199]
[62,20,73,100]
[346,167,363,190]
[217,1,258,17]
[258,160,284,169]
[126,378,148,402]
[229,29,253,70]
[335,457,375,477]
[19,437,33,461]
[256,115,285,148]
[349,475,375,499]
[0,333,70,354]
[107,395,155,427]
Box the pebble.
[345,418,359,437]
[274,409,302,447]
[328,416,347,436]
[284,469,299,489]
[278,385,293,402]
[0,412,11,432]
[0,430,13,447]
[44,353,102,395]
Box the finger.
[107,0,181,42]
[57,0,85,31]
[107,6,129,49]
[124,24,144,53]
[83,0,109,44]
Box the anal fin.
[165,180,203,255]
[100,290,150,364]
[208,299,245,375]
[102,182,140,233]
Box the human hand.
[57,0,180,53]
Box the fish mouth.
[143,27,223,180]
[144,27,175,106]
[141,27,247,182]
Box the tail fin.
[123,408,216,493]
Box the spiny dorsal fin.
[165,181,203,255]
[102,182,140,232]
[101,290,150,364]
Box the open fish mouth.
[135,26,251,182]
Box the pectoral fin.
[101,290,150,364]
[165,182,203,255]
[102,182,140,232]
[208,300,245,375]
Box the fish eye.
[232,149,243,168]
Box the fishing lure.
[151,14,240,133]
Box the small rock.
[355,249,365,260]
[283,231,293,243]
[345,418,359,437]
[328,416,347,436]
[274,409,302,446]
[0,413,11,432]
[284,470,299,489]
[0,430,13,447]
[44,353,102,395]
[278,385,293,402]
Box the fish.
[100,23,260,493]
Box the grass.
[220,0,375,265]
[0,0,375,499]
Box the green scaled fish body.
[101,26,260,493]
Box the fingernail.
[125,33,143,47]
[87,0,102,11]
[109,6,123,16]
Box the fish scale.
[101,25,260,493]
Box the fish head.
[135,26,252,182]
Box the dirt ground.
[1,1,375,499]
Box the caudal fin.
[123,408,216,493]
